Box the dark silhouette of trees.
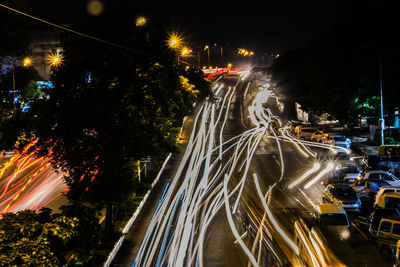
[271,1,400,126]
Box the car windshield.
[341,166,359,173]
[385,197,400,209]
[377,180,391,187]
[320,214,349,226]
[334,136,347,141]
[332,187,356,197]
[375,209,400,218]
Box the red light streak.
[0,140,68,214]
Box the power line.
[0,3,148,56]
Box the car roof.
[381,192,400,198]
[381,217,400,223]
[318,203,346,214]
[327,183,353,189]
[298,126,317,129]
[365,170,390,174]
[378,186,400,192]
[339,162,358,167]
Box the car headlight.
[340,230,350,239]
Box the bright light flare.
[136,16,147,26]
[48,52,63,68]
[304,163,335,189]
[167,32,183,49]
[340,230,350,239]
[288,163,321,189]
[180,46,191,57]
[22,57,32,67]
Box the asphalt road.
[112,71,393,267]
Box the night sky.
[1,0,346,53]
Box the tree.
[0,209,78,266]
[59,203,102,266]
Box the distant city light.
[136,16,147,26]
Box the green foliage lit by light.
[0,209,78,266]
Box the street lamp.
[11,56,34,108]
[135,16,147,27]
[167,32,183,49]
[204,45,210,67]
[379,56,385,145]
[180,46,191,57]
[48,52,63,68]
[22,57,32,67]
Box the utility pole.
[220,46,223,67]
[379,55,385,145]
[12,66,16,109]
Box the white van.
[316,203,350,240]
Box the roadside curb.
[103,153,172,267]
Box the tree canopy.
[0,209,77,266]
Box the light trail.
[288,162,321,189]
[253,173,299,255]
[134,78,272,267]
[132,74,347,267]
[304,162,335,189]
[0,141,68,214]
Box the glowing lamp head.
[180,46,191,57]
[48,52,63,68]
[22,57,32,67]
[136,16,147,26]
[167,32,182,49]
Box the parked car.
[375,192,400,210]
[378,145,400,157]
[369,207,400,238]
[376,217,400,259]
[352,179,391,198]
[295,126,318,141]
[311,130,326,142]
[322,183,361,212]
[374,187,400,207]
[335,162,362,183]
[360,170,400,187]
[330,134,352,149]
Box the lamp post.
[379,55,385,145]
[12,66,15,108]
[12,57,32,108]
[204,45,210,67]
